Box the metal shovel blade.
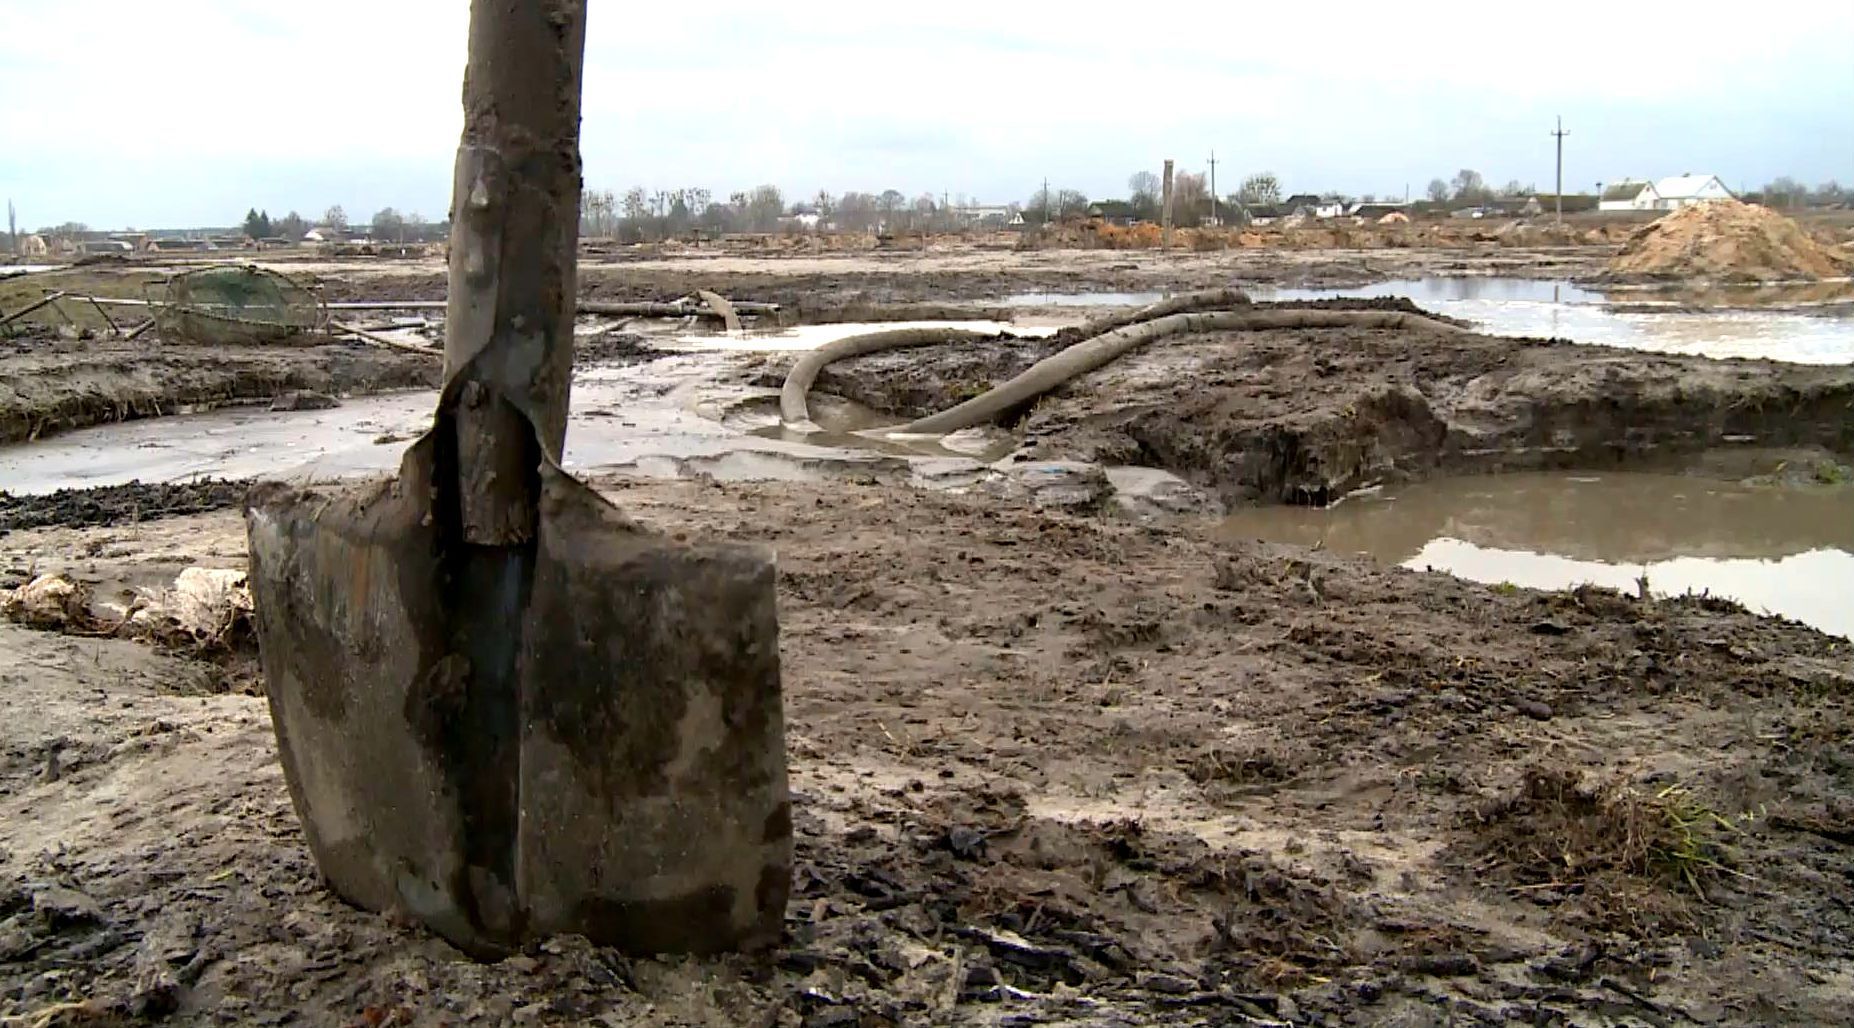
[245,433,789,957]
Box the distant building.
[1601,175,1734,211]
[1652,174,1734,208]
[1347,201,1413,220]
[1599,180,1659,211]
[79,239,134,255]
[951,204,1018,228]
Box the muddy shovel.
[243,0,788,958]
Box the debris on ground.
[4,565,254,658]
[1605,199,1854,282]
[118,567,254,653]
[267,389,339,412]
[2,574,93,631]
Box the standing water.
[1004,277,1854,364]
[1218,471,1854,639]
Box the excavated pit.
[804,300,1854,506]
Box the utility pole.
[1161,159,1175,247]
[1042,176,1050,224]
[6,200,15,256]
[1208,150,1219,227]
[1551,116,1569,224]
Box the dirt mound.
[0,479,249,534]
[1606,200,1854,282]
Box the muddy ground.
[0,246,1609,445]
[4,245,1852,1026]
[2,475,1851,1026]
[307,246,1610,315]
[0,330,439,445]
[799,297,1854,507]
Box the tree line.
[578,184,995,241]
[228,173,1854,247]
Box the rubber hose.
[780,328,992,425]
[778,289,1247,426]
[889,309,1467,436]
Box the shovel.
[243,0,789,958]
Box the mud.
[0,333,440,444]
[2,476,1850,1025]
[808,299,1854,506]
[0,479,249,535]
[310,245,1612,314]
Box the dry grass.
[1466,766,1748,908]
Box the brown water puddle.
[1219,471,1854,639]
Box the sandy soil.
[2,475,1851,1026]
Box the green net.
[156,265,324,344]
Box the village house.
[1600,174,1734,212]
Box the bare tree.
[1451,169,1489,203]
[1171,171,1210,227]
[1761,177,1808,209]
[837,192,877,232]
[1426,179,1449,203]
[323,205,348,231]
[275,211,309,241]
[746,185,785,232]
[1128,171,1161,220]
[580,189,618,236]
[371,207,406,242]
[877,189,905,228]
[1026,186,1054,222]
[1238,173,1282,206]
[1055,189,1090,220]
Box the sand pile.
[1607,199,1854,282]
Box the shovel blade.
[245,445,788,956]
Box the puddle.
[0,346,1022,495]
[659,320,1054,352]
[1218,471,1854,639]
[1001,279,1854,365]
[1248,278,1854,365]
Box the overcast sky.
[2,0,1850,230]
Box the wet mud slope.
[0,333,441,444]
[3,478,1850,1025]
[812,300,1854,505]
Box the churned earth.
[2,473,1851,1026]
[3,238,1852,1026]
